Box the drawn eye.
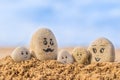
[62,56,64,59]
[80,54,82,56]
[50,39,54,45]
[43,38,47,45]
[93,48,97,53]
[65,56,67,58]
[100,48,105,53]
[26,52,28,55]
[21,52,24,55]
[77,53,79,56]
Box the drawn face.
[91,45,105,62]
[11,47,31,62]
[57,50,74,64]
[42,38,54,53]
[72,47,89,64]
[88,37,115,63]
[30,28,58,60]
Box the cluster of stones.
[10,28,115,64]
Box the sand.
[0,56,120,80]
[0,47,120,80]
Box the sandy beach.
[0,47,120,80]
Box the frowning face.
[88,37,115,63]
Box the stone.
[30,28,58,60]
[72,47,90,64]
[57,50,74,64]
[88,37,115,63]
[11,47,31,62]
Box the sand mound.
[0,56,120,80]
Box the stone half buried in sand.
[11,47,31,62]
[72,47,90,64]
[30,28,58,60]
[57,50,74,64]
[88,37,115,63]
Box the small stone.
[11,47,31,62]
[57,50,74,64]
[72,47,90,64]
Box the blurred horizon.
[0,0,120,48]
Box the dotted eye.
[43,38,47,45]
[26,52,28,55]
[50,39,54,45]
[100,48,105,53]
[80,54,82,56]
[62,56,64,59]
[93,48,97,53]
[65,56,67,58]
[21,52,24,55]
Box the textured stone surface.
[88,37,115,63]
[11,47,31,62]
[30,28,58,60]
[72,47,90,64]
[57,50,74,64]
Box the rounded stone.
[11,47,31,62]
[57,50,74,64]
[72,47,90,64]
[30,28,58,60]
[88,37,115,63]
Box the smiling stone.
[30,28,58,60]
[88,37,115,63]
[11,47,31,62]
[72,47,90,64]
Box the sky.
[0,0,120,48]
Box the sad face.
[72,47,89,64]
[30,28,58,60]
[57,50,74,64]
[11,47,31,62]
[88,37,115,63]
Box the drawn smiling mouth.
[63,61,66,63]
[77,58,81,60]
[24,56,27,58]
[43,48,54,52]
[95,57,101,62]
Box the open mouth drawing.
[43,48,54,52]
[95,57,101,62]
